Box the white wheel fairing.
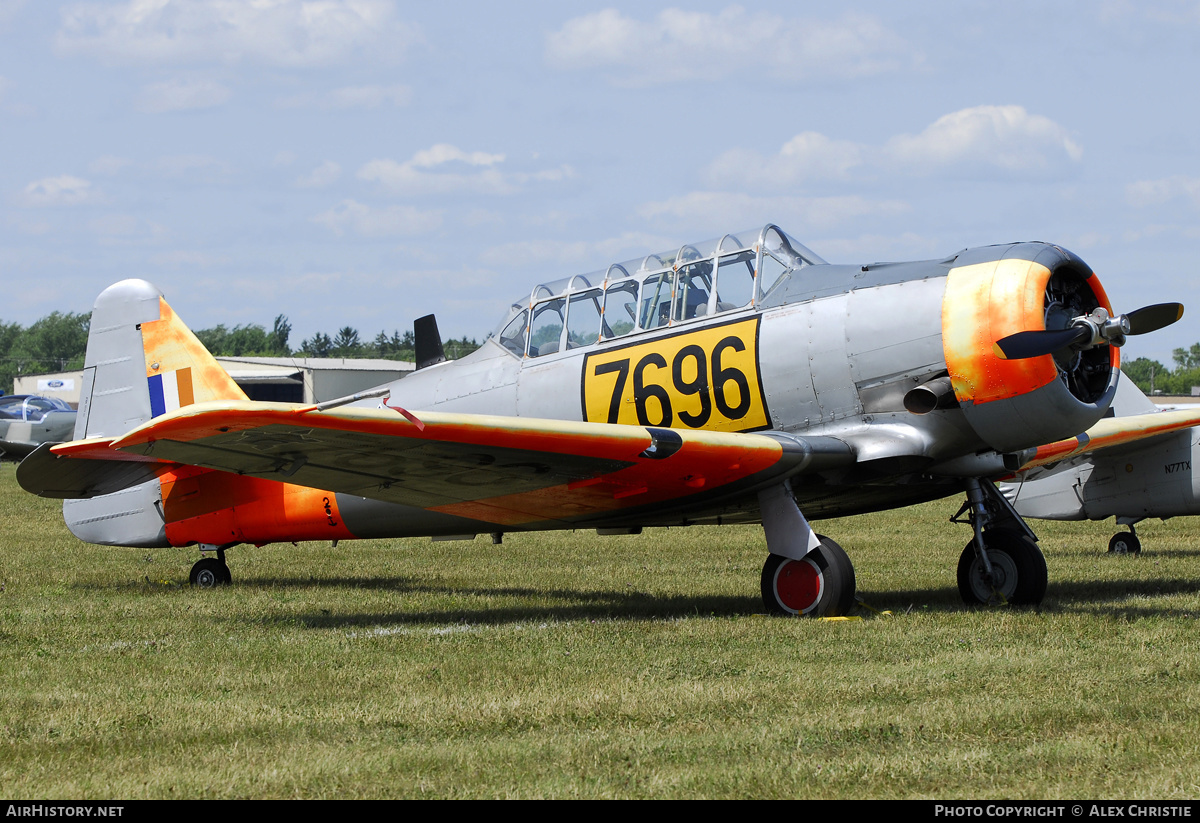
[771,556,825,615]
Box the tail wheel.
[761,536,856,617]
[1108,532,1141,554]
[190,557,231,588]
[957,529,1047,606]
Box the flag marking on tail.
[148,367,195,418]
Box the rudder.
[63,279,247,547]
[74,279,246,440]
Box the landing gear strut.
[189,547,232,588]
[953,478,1047,606]
[761,536,856,617]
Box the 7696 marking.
[583,317,768,432]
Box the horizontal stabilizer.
[17,442,179,499]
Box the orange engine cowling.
[942,243,1118,453]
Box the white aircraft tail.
[74,279,247,441]
[62,279,247,546]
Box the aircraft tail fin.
[74,279,247,441]
[58,279,246,548]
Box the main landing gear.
[189,546,232,588]
[761,536,857,617]
[953,478,1047,606]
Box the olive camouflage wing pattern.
[95,400,847,527]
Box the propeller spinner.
[994,302,1184,361]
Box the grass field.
[2,461,1200,799]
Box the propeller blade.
[993,326,1090,360]
[1126,302,1184,335]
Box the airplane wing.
[1012,406,1200,473]
[23,400,855,528]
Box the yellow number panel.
[582,317,769,432]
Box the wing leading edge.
[1013,406,1200,473]
[34,401,856,529]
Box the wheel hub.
[773,557,824,615]
[967,550,1018,605]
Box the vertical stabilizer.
[75,279,247,441]
[65,279,246,548]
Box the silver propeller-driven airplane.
[0,394,76,460]
[16,225,1200,614]
[1002,372,1200,556]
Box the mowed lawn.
[2,461,1200,799]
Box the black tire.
[957,529,1047,606]
[1108,532,1142,555]
[190,557,231,588]
[761,536,856,617]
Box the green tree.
[1173,344,1200,370]
[332,327,362,357]
[299,332,333,358]
[1122,357,1167,394]
[444,336,480,360]
[268,315,292,356]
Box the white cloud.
[136,78,231,112]
[1126,175,1200,208]
[277,83,411,109]
[706,132,865,188]
[884,105,1082,175]
[56,0,418,67]
[22,175,97,206]
[313,199,442,237]
[410,144,503,168]
[358,143,572,197]
[706,106,1082,191]
[296,160,341,188]
[546,7,918,85]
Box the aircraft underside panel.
[1079,430,1200,520]
[1009,428,1200,522]
[63,480,168,547]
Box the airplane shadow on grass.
[218,571,1200,629]
[238,576,763,628]
[868,576,1200,619]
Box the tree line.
[1,311,480,393]
[1123,346,1200,396]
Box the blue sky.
[1,1,1198,364]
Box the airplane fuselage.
[57,228,1123,551]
